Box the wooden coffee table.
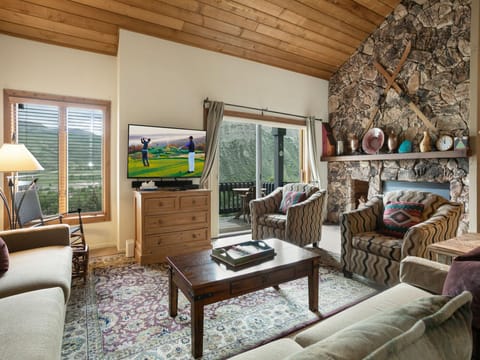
[167,238,320,358]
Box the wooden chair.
[15,188,89,283]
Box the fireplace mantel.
[321,149,468,162]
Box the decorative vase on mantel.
[387,131,398,153]
[420,131,431,152]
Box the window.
[4,89,110,223]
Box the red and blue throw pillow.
[381,201,424,238]
[279,191,307,214]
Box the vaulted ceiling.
[0,0,401,80]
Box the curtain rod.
[203,98,323,122]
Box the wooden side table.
[427,233,480,264]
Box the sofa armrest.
[250,188,283,217]
[401,202,463,259]
[340,197,383,271]
[0,224,70,253]
[286,190,326,246]
[400,256,450,294]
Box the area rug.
[62,253,378,359]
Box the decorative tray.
[211,240,275,268]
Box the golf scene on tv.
[128,124,206,178]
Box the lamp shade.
[0,144,44,172]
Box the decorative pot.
[387,131,398,153]
[350,135,359,154]
[420,131,431,152]
[398,140,412,153]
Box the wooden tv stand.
[134,189,211,264]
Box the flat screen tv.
[128,124,206,179]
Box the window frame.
[3,89,111,225]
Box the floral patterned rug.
[62,252,378,359]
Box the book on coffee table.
[211,240,275,268]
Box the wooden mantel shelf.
[321,149,469,162]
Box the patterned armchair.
[250,183,326,247]
[341,190,463,286]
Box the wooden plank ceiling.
[0,0,400,80]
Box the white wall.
[0,30,329,251]
[117,30,329,247]
[0,34,118,249]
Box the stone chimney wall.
[326,0,471,232]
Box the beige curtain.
[200,101,224,189]
[306,116,321,188]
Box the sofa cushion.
[352,232,402,261]
[0,287,66,360]
[381,202,424,238]
[279,191,306,214]
[229,338,303,360]
[0,237,9,273]
[257,214,287,230]
[365,291,473,360]
[290,292,472,360]
[295,283,431,347]
[0,246,72,302]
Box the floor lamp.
[0,144,44,229]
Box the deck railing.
[218,181,282,214]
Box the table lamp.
[0,143,44,229]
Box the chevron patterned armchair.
[341,190,463,286]
[250,183,326,247]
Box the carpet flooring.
[62,250,377,359]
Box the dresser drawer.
[179,194,209,209]
[145,228,208,248]
[144,211,208,234]
[144,197,177,213]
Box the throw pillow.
[279,191,306,214]
[0,237,9,273]
[381,201,424,238]
[442,246,480,330]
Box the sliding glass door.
[218,118,302,234]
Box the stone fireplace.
[326,0,471,232]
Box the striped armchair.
[341,190,463,286]
[250,183,326,247]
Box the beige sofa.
[230,256,473,360]
[0,224,72,360]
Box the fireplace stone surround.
[325,0,471,234]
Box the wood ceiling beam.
[297,0,383,33]
[196,0,358,56]
[0,7,117,44]
[4,0,117,35]
[116,0,344,69]
[69,0,184,30]
[255,24,351,58]
[352,0,397,17]
[250,0,369,41]
[239,30,338,72]
[179,31,333,79]
[0,19,117,54]
[182,22,340,70]
[116,0,204,26]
